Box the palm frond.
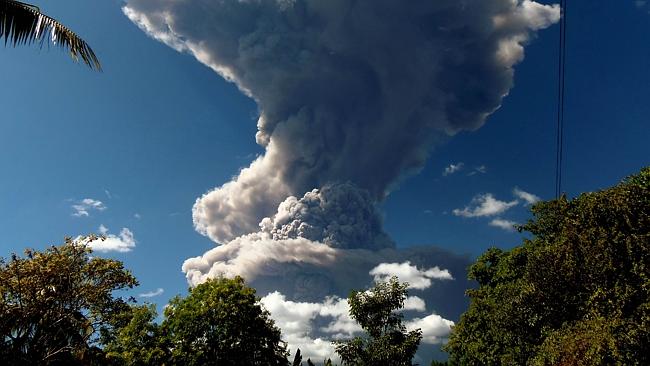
[0,0,101,70]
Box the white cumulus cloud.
[513,187,541,205]
[369,261,453,290]
[443,163,464,176]
[261,291,345,361]
[84,226,136,253]
[404,296,427,312]
[71,198,106,217]
[139,288,164,298]
[261,290,453,362]
[467,165,488,176]
[453,194,519,218]
[406,314,455,344]
[489,218,519,232]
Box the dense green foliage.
[102,304,167,365]
[0,241,290,365]
[335,276,422,366]
[445,167,650,365]
[0,238,137,365]
[162,276,289,366]
[103,277,290,365]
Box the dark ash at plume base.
[259,182,394,250]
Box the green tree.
[0,0,100,69]
[0,238,138,365]
[334,277,422,366]
[445,167,650,365]
[162,276,289,366]
[102,304,168,366]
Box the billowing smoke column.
[124,0,559,243]
[123,0,559,360]
[260,183,394,250]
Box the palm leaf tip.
[0,0,101,70]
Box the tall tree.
[334,276,422,366]
[0,238,138,365]
[162,276,289,366]
[0,0,100,69]
[445,167,650,365]
[102,304,168,366]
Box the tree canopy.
[162,276,289,366]
[102,304,167,366]
[1,241,292,365]
[335,276,422,366]
[0,238,137,365]
[445,167,650,365]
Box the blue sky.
[1,0,648,361]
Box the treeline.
[1,167,648,365]
[0,241,421,365]
[442,167,650,365]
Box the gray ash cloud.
[259,182,393,250]
[124,0,559,243]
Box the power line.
[555,0,567,198]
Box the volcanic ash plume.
[124,0,559,359]
[183,183,396,291]
[259,183,394,250]
[123,0,560,243]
